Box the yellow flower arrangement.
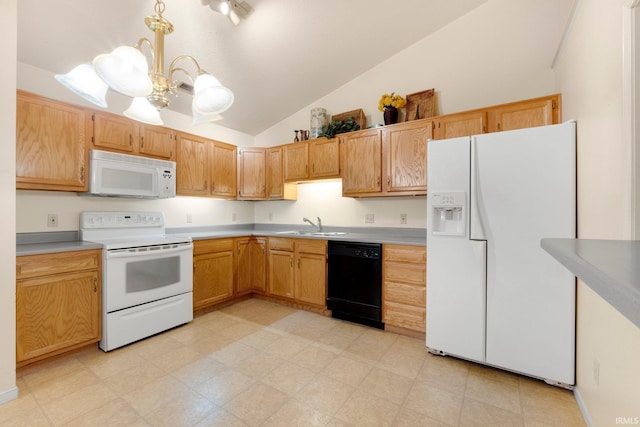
[378,92,407,111]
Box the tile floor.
[2,298,585,426]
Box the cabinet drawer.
[383,245,426,263]
[384,261,425,285]
[296,239,327,255]
[17,250,100,280]
[193,238,234,255]
[383,301,426,332]
[384,281,425,306]
[269,237,295,252]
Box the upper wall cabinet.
[341,119,431,198]
[16,91,89,191]
[433,110,487,140]
[237,147,266,200]
[266,146,297,201]
[91,111,176,160]
[487,95,560,132]
[176,132,237,199]
[283,138,341,182]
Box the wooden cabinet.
[283,138,340,182]
[210,141,237,199]
[487,95,561,132]
[16,249,101,365]
[16,91,89,191]
[266,147,297,200]
[283,142,309,181]
[340,129,383,196]
[237,147,266,200]
[382,120,431,195]
[91,111,176,160]
[139,124,176,160]
[235,237,267,295]
[268,238,295,299]
[341,121,430,197]
[267,237,327,307]
[432,94,561,139]
[193,239,235,310]
[176,132,237,199]
[176,133,209,196]
[433,110,487,139]
[309,137,340,179]
[294,239,327,306]
[382,245,426,335]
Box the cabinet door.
[309,137,340,179]
[176,133,209,196]
[193,250,234,309]
[16,270,100,362]
[16,91,88,191]
[267,147,284,199]
[487,96,558,132]
[92,111,137,153]
[139,125,175,160]
[295,252,326,306]
[268,250,294,299]
[284,142,309,181]
[251,238,267,294]
[340,129,382,196]
[434,111,487,139]
[382,121,431,194]
[237,147,266,200]
[210,141,237,199]
[235,238,253,296]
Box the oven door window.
[105,244,193,313]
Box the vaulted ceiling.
[18,0,497,135]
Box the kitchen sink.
[275,230,347,237]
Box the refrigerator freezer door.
[427,137,486,362]
[473,122,576,385]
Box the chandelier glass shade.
[55,0,233,126]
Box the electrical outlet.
[232,212,237,222]
[365,213,375,224]
[400,213,407,224]
[47,214,58,227]
[186,213,193,223]
[268,212,273,221]
[593,359,600,386]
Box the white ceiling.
[18,0,492,135]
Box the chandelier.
[55,0,233,126]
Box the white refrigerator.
[426,121,576,387]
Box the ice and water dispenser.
[430,192,466,236]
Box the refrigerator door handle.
[470,138,487,241]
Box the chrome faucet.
[303,216,323,232]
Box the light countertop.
[541,238,640,329]
[17,225,427,256]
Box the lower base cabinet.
[268,238,327,308]
[16,250,102,365]
[193,239,235,310]
[382,245,427,334]
[235,237,267,295]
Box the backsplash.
[16,181,426,233]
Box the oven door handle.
[106,243,193,259]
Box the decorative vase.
[310,107,328,139]
[383,107,398,125]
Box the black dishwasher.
[327,241,383,329]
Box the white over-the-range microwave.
[85,149,176,199]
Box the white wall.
[254,0,568,148]
[0,0,18,404]
[555,0,640,424]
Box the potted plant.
[378,92,406,125]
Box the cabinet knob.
[80,166,85,181]
[297,258,300,268]
[140,136,144,148]
[93,277,97,292]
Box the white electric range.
[80,211,193,351]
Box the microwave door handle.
[106,243,193,259]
